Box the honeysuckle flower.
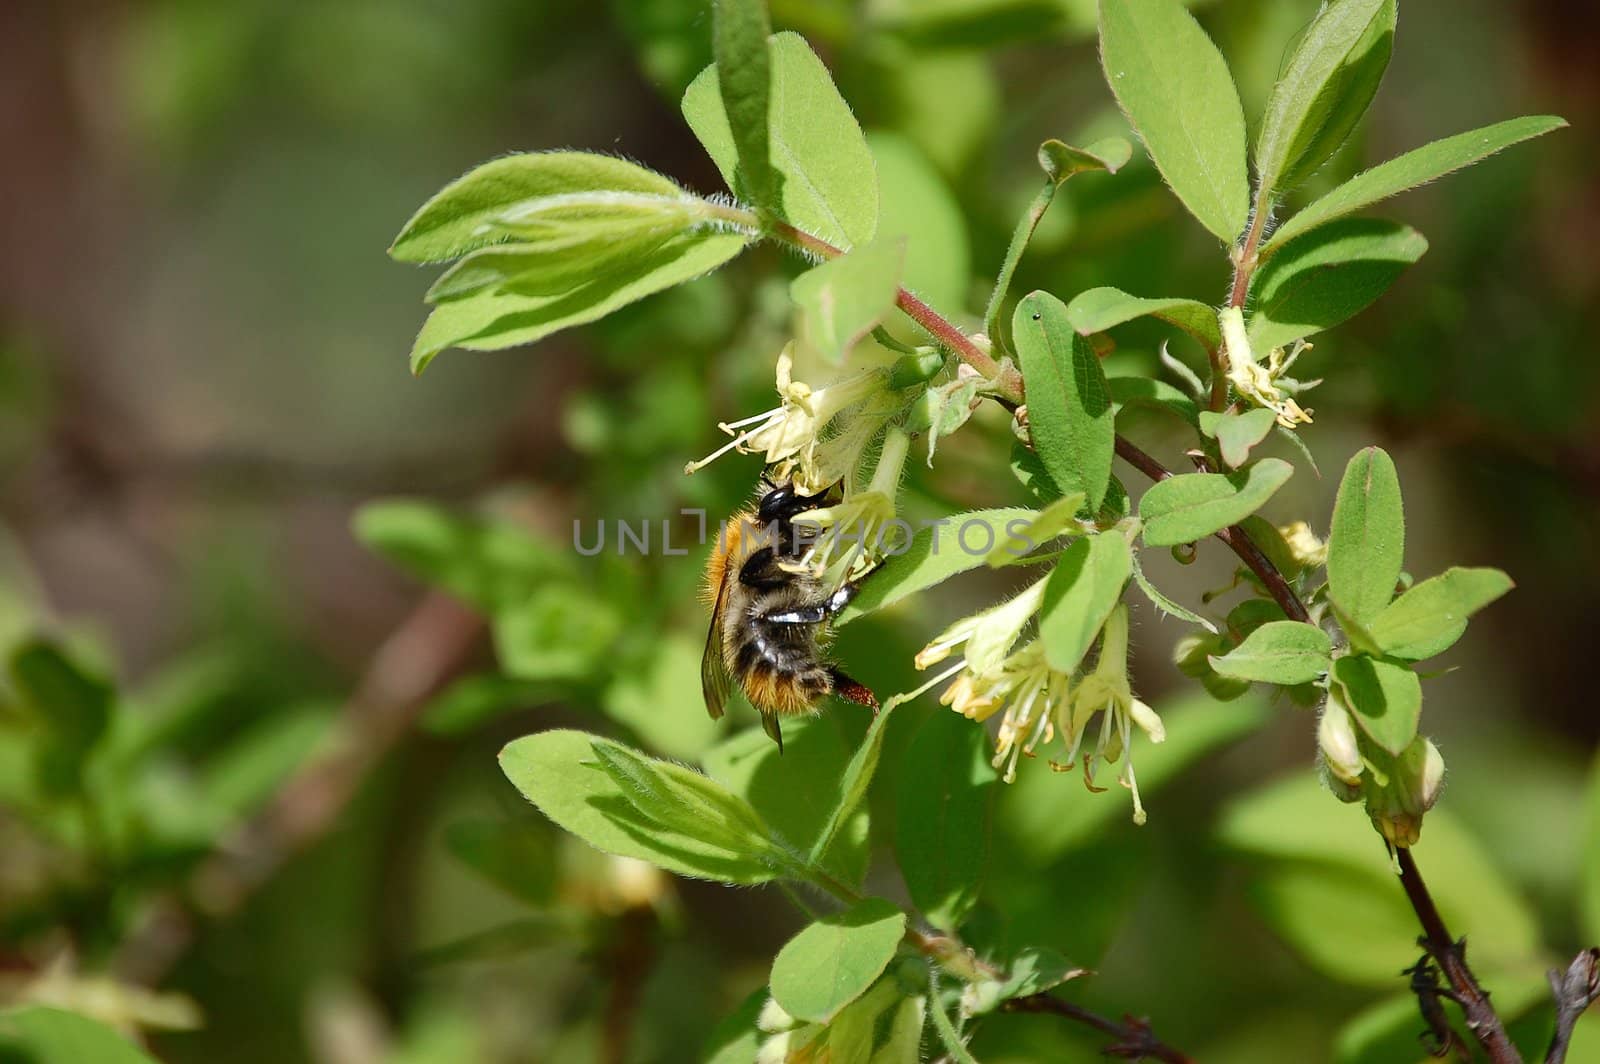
[1279,519,1328,570]
[1218,307,1314,429]
[1055,604,1165,824]
[684,344,893,493]
[791,426,912,585]
[1318,692,1364,790]
[1318,687,1446,846]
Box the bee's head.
[756,478,835,524]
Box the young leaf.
[1039,533,1132,674]
[1064,286,1222,350]
[791,238,905,363]
[1014,291,1115,512]
[1265,115,1569,252]
[1253,0,1395,198]
[769,898,908,1023]
[808,703,896,869]
[1098,0,1250,242]
[409,230,750,372]
[1209,620,1332,685]
[1246,218,1427,350]
[390,152,686,264]
[499,730,781,884]
[1367,566,1514,661]
[425,218,691,303]
[0,1007,161,1064]
[1199,408,1278,469]
[591,741,777,860]
[712,0,778,209]
[984,492,1085,567]
[1327,446,1404,625]
[702,715,871,886]
[1130,549,1217,633]
[1332,655,1421,756]
[683,32,879,249]
[895,710,996,932]
[838,509,1040,623]
[353,499,567,612]
[1139,458,1294,547]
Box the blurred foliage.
[0,0,1595,1061]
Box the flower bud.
[1418,739,1445,810]
[1317,695,1364,787]
[757,997,796,1034]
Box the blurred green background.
[0,0,1596,1061]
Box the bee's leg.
[762,603,830,624]
[829,670,880,715]
[761,712,785,753]
[822,578,865,616]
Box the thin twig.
[1545,948,1600,1064]
[1003,993,1194,1063]
[1396,848,1522,1063]
[116,591,484,985]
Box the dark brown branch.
[1545,948,1600,1064]
[116,591,484,985]
[1004,993,1194,1063]
[1397,848,1522,1063]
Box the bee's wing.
[701,573,735,721]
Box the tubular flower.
[790,426,912,586]
[1054,604,1165,824]
[1218,307,1314,429]
[684,344,895,494]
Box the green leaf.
[1038,533,1132,674]
[1253,0,1395,198]
[0,1007,159,1064]
[1209,620,1331,685]
[895,710,996,931]
[409,229,751,373]
[1138,458,1293,547]
[683,32,879,250]
[1014,291,1115,512]
[1098,0,1249,242]
[493,585,621,681]
[390,152,685,263]
[1332,654,1421,756]
[838,509,1040,623]
[809,704,896,868]
[9,640,112,797]
[984,492,1084,567]
[703,990,767,1064]
[995,947,1086,1002]
[769,898,907,1023]
[1265,115,1569,252]
[603,633,721,759]
[1220,773,1542,986]
[1326,446,1405,625]
[1039,136,1133,183]
[791,238,905,363]
[353,499,566,612]
[1108,376,1200,429]
[1246,219,1426,350]
[443,818,555,906]
[1199,408,1278,469]
[591,741,779,861]
[1130,549,1216,633]
[713,0,778,209]
[703,714,871,886]
[1366,566,1513,661]
[499,730,780,884]
[1064,286,1221,350]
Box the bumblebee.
[701,480,878,751]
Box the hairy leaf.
[713,0,777,208]
[1014,291,1116,512]
[791,238,905,363]
[1199,408,1278,469]
[839,509,1040,623]
[1098,0,1249,242]
[1266,115,1569,252]
[1327,446,1404,625]
[1367,566,1514,661]
[683,32,878,249]
[1039,533,1132,673]
[1247,219,1426,350]
[895,710,995,930]
[1139,459,1293,547]
[1065,286,1221,349]
[1209,620,1332,685]
[1332,654,1421,755]
[769,898,907,1023]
